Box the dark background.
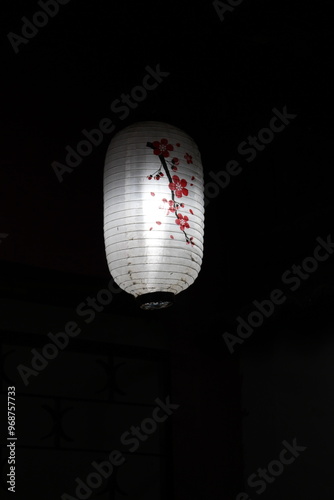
[1,0,334,499]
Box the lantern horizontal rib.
[104,232,204,249]
[104,220,204,236]
[104,121,205,299]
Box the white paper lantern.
[103,121,205,309]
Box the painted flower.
[162,199,176,215]
[175,213,190,231]
[184,153,193,164]
[168,175,188,198]
[152,138,174,157]
[167,200,176,214]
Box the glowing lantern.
[103,121,205,309]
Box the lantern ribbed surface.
[103,121,205,301]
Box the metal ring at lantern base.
[136,292,175,310]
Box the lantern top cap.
[111,120,194,140]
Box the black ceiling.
[1,0,333,331]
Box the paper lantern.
[103,121,205,309]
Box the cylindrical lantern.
[103,121,205,309]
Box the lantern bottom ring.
[136,292,174,310]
